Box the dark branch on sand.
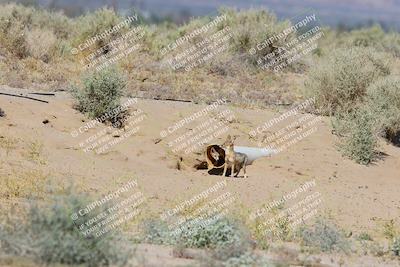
[0,92,49,103]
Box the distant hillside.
[5,0,400,29]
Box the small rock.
[0,107,5,117]
[346,231,353,237]
[42,119,49,124]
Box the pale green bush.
[0,4,73,59]
[297,218,350,252]
[333,106,379,164]
[392,237,400,256]
[177,217,250,249]
[367,76,400,143]
[140,219,174,245]
[0,193,133,266]
[342,25,400,58]
[74,8,124,52]
[142,217,251,249]
[72,67,126,126]
[305,47,391,115]
[141,217,265,267]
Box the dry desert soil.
[0,86,399,266]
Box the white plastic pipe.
[234,146,278,165]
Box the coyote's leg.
[222,163,227,177]
[234,167,240,177]
[231,163,235,177]
[243,158,248,179]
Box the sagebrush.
[0,192,133,266]
[305,47,391,115]
[297,218,350,252]
[72,67,127,127]
[367,76,400,144]
[332,106,379,164]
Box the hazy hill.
[5,0,400,29]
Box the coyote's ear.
[226,135,232,141]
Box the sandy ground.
[0,86,400,266]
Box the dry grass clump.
[0,169,48,199]
[0,135,17,155]
[25,28,58,62]
[24,140,47,165]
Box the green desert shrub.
[333,106,379,164]
[332,76,400,164]
[204,249,272,267]
[72,67,127,126]
[0,4,73,60]
[74,8,125,53]
[140,218,175,245]
[305,47,391,115]
[381,33,400,58]
[297,218,350,252]
[342,25,400,58]
[141,217,265,267]
[152,8,296,71]
[0,193,133,266]
[366,76,400,143]
[176,217,251,249]
[348,25,386,48]
[392,237,400,256]
[220,8,294,66]
[357,232,373,241]
[141,217,251,249]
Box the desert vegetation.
[1,2,400,267]
[0,191,134,267]
[72,67,128,127]
[1,3,399,163]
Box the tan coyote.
[222,135,248,178]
